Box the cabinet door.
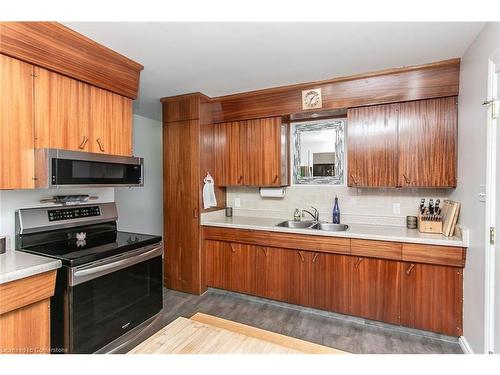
[287,250,312,307]
[310,253,351,314]
[401,262,463,336]
[214,121,244,186]
[34,67,91,152]
[398,97,457,187]
[226,243,256,294]
[0,55,35,189]
[350,257,401,324]
[347,103,399,187]
[163,120,200,294]
[255,246,290,302]
[244,117,283,186]
[89,86,133,156]
[205,240,226,289]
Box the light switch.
[234,198,241,208]
[393,203,401,215]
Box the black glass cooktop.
[17,225,162,267]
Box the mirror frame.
[291,119,346,185]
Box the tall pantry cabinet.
[161,94,225,294]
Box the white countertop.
[201,212,467,248]
[0,250,62,285]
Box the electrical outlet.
[234,197,241,208]
[393,203,401,215]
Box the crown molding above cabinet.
[0,22,143,99]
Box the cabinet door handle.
[96,138,105,152]
[351,174,359,185]
[193,208,199,218]
[229,243,236,253]
[273,175,279,184]
[406,263,416,275]
[312,253,320,263]
[354,257,364,269]
[78,136,89,150]
[238,175,243,184]
[261,247,269,257]
[403,174,411,185]
[298,251,305,262]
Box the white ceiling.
[64,22,485,121]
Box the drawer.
[351,239,402,260]
[402,243,466,267]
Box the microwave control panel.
[48,206,101,222]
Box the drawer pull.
[354,257,364,269]
[403,174,411,185]
[406,263,416,275]
[312,253,320,263]
[78,136,88,149]
[96,138,105,152]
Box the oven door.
[68,244,163,353]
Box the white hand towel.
[203,173,217,209]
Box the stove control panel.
[48,206,101,222]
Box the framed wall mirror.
[292,119,346,185]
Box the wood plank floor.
[156,288,463,354]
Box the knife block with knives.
[417,199,460,237]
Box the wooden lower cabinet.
[310,253,351,314]
[203,232,465,336]
[401,262,463,336]
[205,240,256,295]
[254,247,290,302]
[350,257,401,325]
[0,270,56,354]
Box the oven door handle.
[70,244,163,286]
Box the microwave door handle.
[70,245,162,286]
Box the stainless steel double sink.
[276,220,349,232]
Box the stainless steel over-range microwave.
[34,149,144,188]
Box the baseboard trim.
[459,336,474,354]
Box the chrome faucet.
[302,206,319,222]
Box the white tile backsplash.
[226,185,454,227]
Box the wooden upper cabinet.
[89,86,133,156]
[34,67,91,152]
[214,117,287,187]
[214,121,244,186]
[401,262,463,336]
[245,117,284,186]
[347,103,399,187]
[0,55,35,189]
[34,66,133,156]
[398,97,457,187]
[347,96,457,188]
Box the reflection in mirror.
[292,119,345,185]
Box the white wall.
[115,115,163,235]
[451,22,500,354]
[0,188,114,251]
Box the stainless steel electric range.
[15,202,163,354]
